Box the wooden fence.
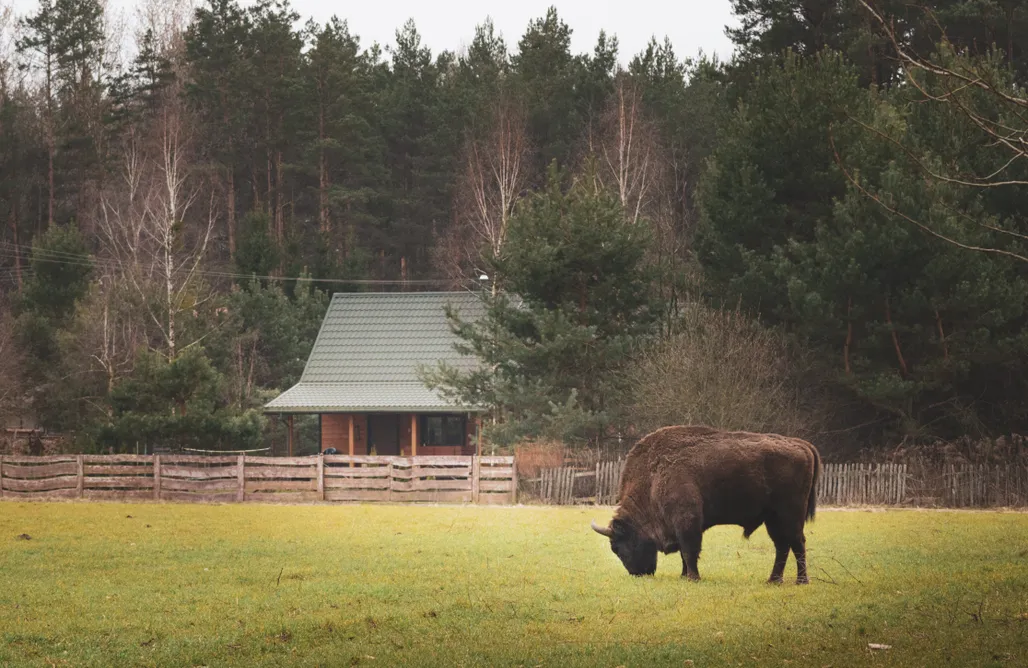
[816,463,907,506]
[0,454,517,505]
[529,459,1028,508]
[533,460,625,505]
[3,453,1025,509]
[938,463,1028,508]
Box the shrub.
[628,302,820,438]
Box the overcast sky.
[282,0,741,62]
[8,0,740,64]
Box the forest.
[1,0,1027,456]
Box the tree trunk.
[227,171,236,256]
[275,149,284,253]
[935,309,949,361]
[844,297,853,375]
[9,202,22,292]
[884,294,908,378]
[166,239,175,361]
[318,94,329,234]
[47,137,55,230]
[266,149,274,219]
[222,95,237,257]
[45,63,54,230]
[346,202,354,259]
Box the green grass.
[1,503,1026,667]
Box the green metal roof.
[264,291,486,414]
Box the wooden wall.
[324,413,481,456]
[321,414,368,455]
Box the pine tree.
[513,8,581,180]
[300,17,386,269]
[184,0,252,256]
[377,20,457,281]
[421,165,662,447]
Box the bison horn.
[591,520,613,537]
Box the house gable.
[264,291,486,414]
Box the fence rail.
[4,453,1026,509]
[0,454,516,505]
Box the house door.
[367,414,400,456]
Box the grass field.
[1,502,1026,667]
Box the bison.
[591,425,821,584]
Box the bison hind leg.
[742,519,764,540]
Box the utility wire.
[0,241,471,287]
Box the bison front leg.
[768,543,790,584]
[676,530,703,581]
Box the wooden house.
[264,292,487,457]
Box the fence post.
[76,455,84,499]
[153,454,161,501]
[316,454,325,501]
[471,456,481,504]
[387,460,394,502]
[510,457,518,505]
[236,454,245,503]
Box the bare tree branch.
[859,0,1028,111]
[845,112,1028,188]
[588,75,665,227]
[99,45,215,359]
[439,90,531,287]
[829,126,1028,264]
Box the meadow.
[1,502,1026,667]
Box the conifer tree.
[422,165,661,446]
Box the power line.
[0,241,471,287]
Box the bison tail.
[806,444,821,522]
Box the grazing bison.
[591,425,820,584]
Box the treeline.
[0,0,707,452]
[1,0,704,284]
[2,0,1028,454]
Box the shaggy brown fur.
[592,425,821,584]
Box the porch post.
[411,414,418,457]
[476,416,483,457]
[348,414,355,467]
[287,414,294,457]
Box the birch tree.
[100,62,215,360]
[438,93,530,287]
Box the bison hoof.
[767,576,784,585]
[796,576,810,585]
[683,574,700,582]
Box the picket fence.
[0,454,517,505]
[535,460,625,505]
[816,463,907,505]
[532,459,1028,508]
[938,463,1028,508]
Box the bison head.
[591,518,657,576]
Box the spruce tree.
[421,165,661,447]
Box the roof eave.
[262,405,489,415]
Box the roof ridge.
[330,290,482,299]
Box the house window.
[420,414,466,447]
